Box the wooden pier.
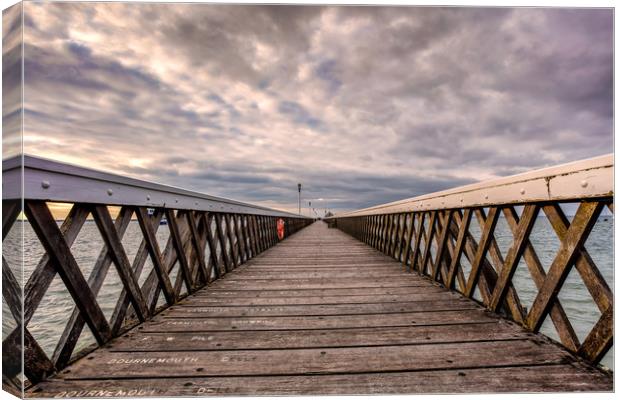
[2,154,614,396]
[27,222,611,396]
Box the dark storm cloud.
[157,4,323,87]
[2,3,23,158]
[12,3,613,214]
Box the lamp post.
[297,183,301,215]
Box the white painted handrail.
[331,154,613,218]
[2,154,304,218]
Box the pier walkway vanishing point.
[27,222,612,396]
[2,154,614,396]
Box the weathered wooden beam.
[210,214,227,277]
[24,201,111,344]
[368,216,376,248]
[248,215,259,256]
[419,211,437,276]
[91,205,149,322]
[378,215,387,252]
[383,215,392,254]
[183,211,209,286]
[110,210,163,335]
[52,207,133,368]
[376,215,384,251]
[398,214,407,260]
[396,213,407,262]
[2,328,22,380]
[372,215,380,249]
[2,199,20,240]
[165,209,194,292]
[526,201,603,332]
[446,211,469,292]
[267,216,275,245]
[23,205,89,326]
[214,214,232,273]
[438,214,461,285]
[266,216,274,248]
[502,206,579,353]
[464,207,499,298]
[187,211,209,284]
[393,214,403,261]
[446,209,471,290]
[233,215,247,264]
[409,213,425,273]
[578,306,613,364]
[245,215,255,257]
[388,215,397,257]
[224,214,239,268]
[488,205,539,312]
[449,211,489,300]
[255,216,265,253]
[170,216,196,297]
[543,204,612,313]
[2,256,21,323]
[3,327,56,384]
[204,213,221,280]
[473,208,525,324]
[431,211,452,282]
[401,213,415,270]
[238,215,251,261]
[246,216,254,251]
[193,212,213,281]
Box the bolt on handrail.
[327,154,613,368]
[327,154,612,217]
[1,155,313,390]
[3,154,305,217]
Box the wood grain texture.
[53,207,134,369]
[27,365,614,397]
[27,221,611,396]
[91,205,149,322]
[24,202,112,345]
[334,200,613,367]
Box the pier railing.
[327,155,613,366]
[2,155,312,389]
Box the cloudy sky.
[2,2,613,214]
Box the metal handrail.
[3,154,304,218]
[328,154,613,217]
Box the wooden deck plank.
[243,263,408,269]
[27,221,612,395]
[182,293,462,306]
[50,340,577,379]
[223,271,417,279]
[141,309,498,332]
[162,299,480,317]
[109,322,528,352]
[191,285,449,297]
[28,365,613,397]
[207,280,434,290]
